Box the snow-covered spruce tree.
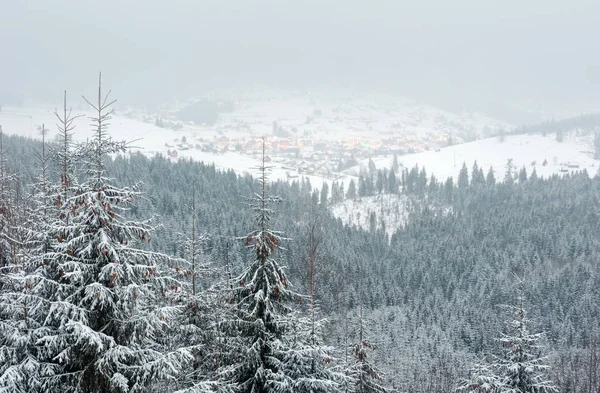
[281,208,342,393]
[0,124,40,392]
[0,124,58,392]
[281,310,340,393]
[170,188,225,393]
[346,294,387,393]
[0,125,17,271]
[457,278,557,393]
[1,95,99,391]
[456,362,501,393]
[492,280,557,393]
[8,75,188,392]
[218,139,340,393]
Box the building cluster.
[165,130,451,179]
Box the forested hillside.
[2,106,600,391]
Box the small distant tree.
[403,169,412,194]
[556,129,563,143]
[387,170,398,194]
[358,176,368,198]
[401,171,406,194]
[376,171,384,195]
[504,159,515,184]
[368,158,377,175]
[346,180,357,200]
[594,131,600,159]
[444,177,454,203]
[368,212,377,233]
[458,162,469,189]
[337,182,345,203]
[428,174,438,196]
[365,174,375,196]
[471,161,485,187]
[530,168,538,181]
[320,182,329,208]
[417,168,427,195]
[518,166,528,183]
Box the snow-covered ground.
[209,88,512,142]
[346,134,599,182]
[330,194,411,238]
[0,106,349,189]
[0,90,513,190]
[1,99,595,192]
[330,193,452,238]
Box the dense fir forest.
[2,85,600,392]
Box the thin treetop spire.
[257,136,272,241]
[82,72,120,184]
[54,90,83,197]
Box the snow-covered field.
[3,91,594,193]
[0,90,513,189]
[331,194,411,238]
[0,106,347,189]
[0,106,167,147]
[208,88,512,142]
[330,193,453,238]
[346,134,598,182]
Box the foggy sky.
[2,0,600,119]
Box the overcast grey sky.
[2,0,600,119]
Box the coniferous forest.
[3,81,600,392]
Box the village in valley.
[132,89,507,182]
[161,130,451,180]
[1,88,595,192]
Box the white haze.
[2,0,600,121]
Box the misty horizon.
[2,0,600,121]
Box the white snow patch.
[0,106,356,189]
[330,194,411,238]
[346,134,598,182]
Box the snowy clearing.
[330,194,411,238]
[0,106,354,190]
[346,134,598,181]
